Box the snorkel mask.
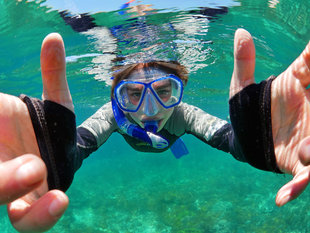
[114,69,184,116]
[111,67,188,158]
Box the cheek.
[129,112,140,120]
[161,107,173,118]
[129,108,145,118]
[157,108,174,131]
[128,112,143,127]
[129,106,173,120]
[160,107,173,119]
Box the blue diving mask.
[114,74,184,116]
[111,67,188,158]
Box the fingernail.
[277,192,291,206]
[16,161,41,186]
[49,197,66,217]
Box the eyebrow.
[153,81,171,89]
[127,86,143,92]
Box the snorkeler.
[77,61,241,160]
[1,28,310,232]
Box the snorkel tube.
[119,0,136,15]
[112,98,169,149]
[112,98,189,158]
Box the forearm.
[73,127,99,172]
[21,96,117,191]
[229,76,282,173]
[206,123,245,162]
[73,102,117,170]
[175,102,244,160]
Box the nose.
[142,89,159,116]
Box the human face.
[115,68,183,131]
[126,77,173,107]
[129,99,174,131]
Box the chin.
[157,119,164,130]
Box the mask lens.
[151,76,183,108]
[115,75,183,112]
[115,82,145,111]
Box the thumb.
[275,166,310,206]
[298,137,310,166]
[230,28,256,98]
[40,33,74,112]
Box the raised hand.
[230,28,310,206]
[0,33,71,232]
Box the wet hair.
[111,61,188,98]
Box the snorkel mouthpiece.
[144,121,158,133]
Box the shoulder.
[87,102,114,121]
[79,101,117,130]
[172,102,228,137]
[172,101,209,120]
[163,102,195,136]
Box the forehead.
[126,67,169,82]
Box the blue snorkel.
[112,98,169,149]
[112,98,189,158]
[119,0,136,15]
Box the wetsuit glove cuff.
[20,95,77,191]
[229,76,282,173]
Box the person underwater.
[3,2,310,232]
[4,28,310,232]
[76,61,246,162]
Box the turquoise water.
[0,0,310,232]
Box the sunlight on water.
[0,0,310,232]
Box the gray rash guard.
[76,101,244,165]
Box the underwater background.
[0,0,310,232]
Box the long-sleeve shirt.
[76,101,244,167]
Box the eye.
[130,92,142,99]
[157,89,170,96]
[152,80,172,99]
[127,90,142,105]
[156,88,171,101]
[126,83,144,105]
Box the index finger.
[0,154,46,205]
[282,41,310,88]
